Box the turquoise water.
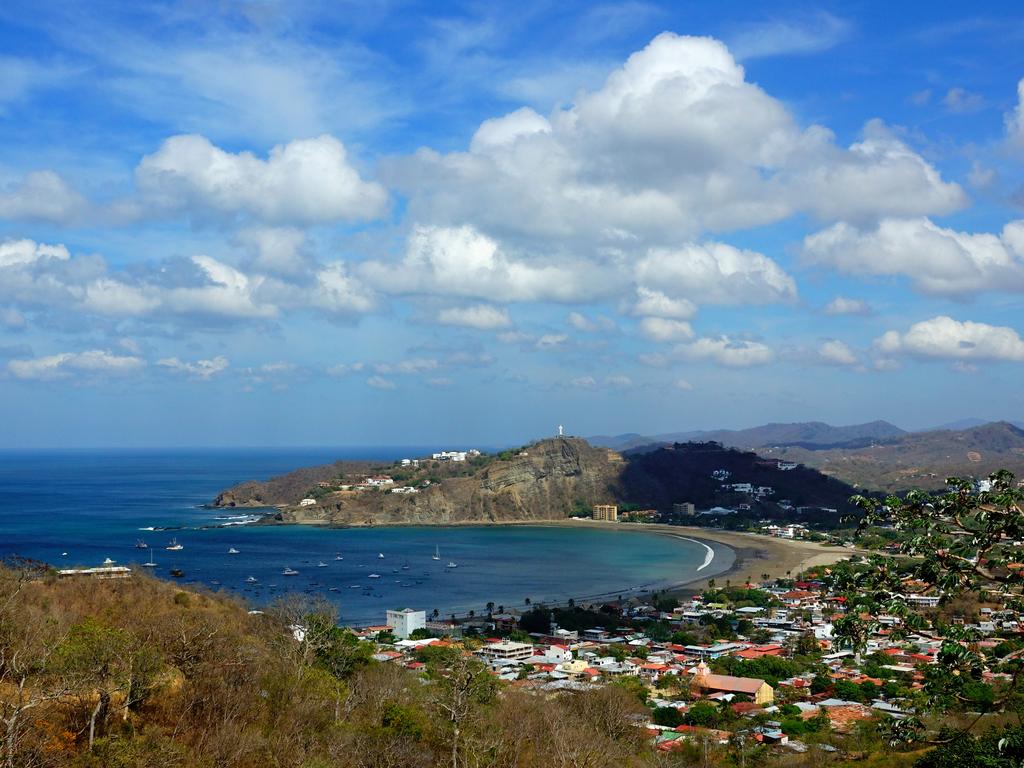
[0,449,733,625]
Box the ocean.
[0,448,734,625]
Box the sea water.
[0,448,733,625]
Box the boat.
[349,585,361,589]
[138,526,155,531]
[135,539,148,549]
[368,573,381,579]
[282,568,299,576]
[141,550,157,568]
[245,576,257,583]
[166,539,183,551]
[378,553,385,559]
[446,561,458,568]
[228,547,240,554]
[170,568,184,578]
[432,546,440,561]
[401,562,410,570]
[317,561,328,567]
[102,557,116,565]
[334,554,343,560]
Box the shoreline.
[238,514,856,611]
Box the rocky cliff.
[213,438,624,526]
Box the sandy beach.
[537,519,857,590]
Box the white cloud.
[727,12,851,60]
[164,255,277,319]
[362,224,603,302]
[536,333,568,350]
[236,227,312,277]
[672,336,774,367]
[326,361,365,377]
[943,87,984,113]
[570,375,597,389]
[0,171,89,224]
[818,339,857,366]
[567,311,616,332]
[373,358,439,375]
[157,355,229,379]
[824,296,871,316]
[0,308,25,329]
[0,238,70,268]
[366,375,396,390]
[135,134,388,225]
[875,316,1024,362]
[673,378,694,391]
[636,242,797,305]
[437,304,511,330]
[638,316,694,342]
[389,32,963,255]
[606,374,633,388]
[802,217,1024,295]
[7,349,144,380]
[631,287,697,319]
[1006,78,1024,151]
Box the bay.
[0,448,734,625]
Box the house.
[691,662,774,705]
[479,641,534,662]
[385,608,426,639]
[299,498,317,506]
[364,476,394,487]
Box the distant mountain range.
[590,420,1024,492]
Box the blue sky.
[2,1,1024,448]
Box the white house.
[386,608,426,639]
[299,498,317,506]
[365,476,395,487]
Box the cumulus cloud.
[135,134,388,225]
[875,316,1024,362]
[437,304,511,330]
[818,339,857,366]
[674,336,774,367]
[802,217,1024,295]
[388,32,963,255]
[635,242,797,305]
[570,375,597,389]
[0,238,70,268]
[824,296,871,315]
[673,378,694,391]
[361,225,603,302]
[366,375,396,390]
[567,312,616,332]
[943,87,985,113]
[236,227,312,277]
[373,358,439,375]
[1007,78,1024,151]
[157,355,229,379]
[326,361,365,377]
[7,350,144,380]
[638,317,694,342]
[0,171,89,224]
[631,287,697,319]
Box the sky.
[2,1,1024,448]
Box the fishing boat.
[446,561,458,568]
[368,573,381,579]
[169,568,184,578]
[135,539,148,549]
[317,561,328,567]
[334,554,343,561]
[245,576,257,583]
[282,567,299,576]
[432,546,440,561]
[228,547,240,554]
[102,557,116,565]
[401,562,410,570]
[166,539,183,551]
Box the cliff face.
[214,438,624,526]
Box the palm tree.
[497,604,504,614]
[468,609,475,619]
[524,597,531,606]
[761,573,770,582]
[486,601,495,615]
[432,608,439,619]
[567,598,575,609]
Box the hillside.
[765,421,1024,492]
[212,437,859,527]
[215,438,625,525]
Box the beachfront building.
[673,502,696,516]
[386,608,426,640]
[691,661,774,705]
[593,504,618,522]
[479,641,534,662]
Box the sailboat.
[166,539,183,551]
[432,546,440,561]
[135,539,148,549]
[334,554,343,561]
[102,557,116,565]
[140,549,157,568]
[378,552,385,559]
[228,547,240,555]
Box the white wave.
[674,536,715,571]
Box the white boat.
[317,561,328,567]
[432,546,440,561]
[368,573,381,579]
[378,552,385,559]
[446,561,458,568]
[166,539,183,551]
[245,576,257,583]
[282,567,299,576]
[334,554,343,560]
[228,547,240,554]
[103,557,116,565]
[141,550,156,568]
